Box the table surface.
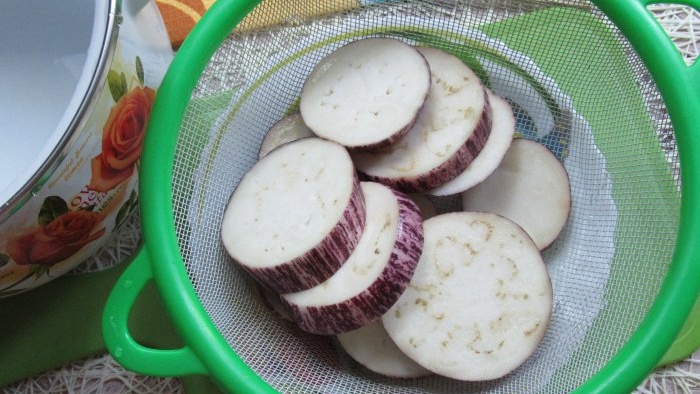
[2,2,699,393]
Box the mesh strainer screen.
[169,1,680,392]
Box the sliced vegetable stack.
[221,137,366,293]
[221,37,571,383]
[352,46,492,193]
[281,181,423,335]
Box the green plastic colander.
[102,0,700,392]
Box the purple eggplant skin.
[342,107,424,154]
[361,90,493,194]
[281,187,424,335]
[238,173,367,294]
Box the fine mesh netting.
[168,1,681,392]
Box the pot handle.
[102,247,207,377]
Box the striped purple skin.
[361,89,493,194]
[238,173,366,294]
[281,186,424,335]
[343,106,423,154]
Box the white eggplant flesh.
[461,138,571,250]
[258,113,314,158]
[382,212,552,381]
[221,138,365,293]
[428,90,515,196]
[337,319,432,379]
[300,38,431,152]
[281,182,424,335]
[353,47,492,193]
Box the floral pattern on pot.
[0,47,168,297]
[90,79,155,192]
[6,209,106,266]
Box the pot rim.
[0,0,120,223]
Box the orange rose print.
[6,210,106,266]
[89,85,156,192]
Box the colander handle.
[102,247,208,377]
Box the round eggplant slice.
[353,47,492,193]
[221,138,365,293]
[383,212,552,381]
[300,38,431,152]
[281,182,423,335]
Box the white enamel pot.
[0,0,173,297]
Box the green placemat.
[0,249,184,388]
